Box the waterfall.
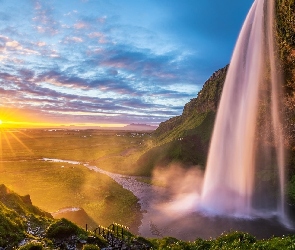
[200,0,287,222]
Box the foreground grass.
[1,184,295,249]
[149,232,295,249]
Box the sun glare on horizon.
[0,112,37,157]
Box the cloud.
[37,41,46,47]
[32,0,59,35]
[37,70,88,89]
[0,36,41,57]
[1,64,183,124]
[86,45,181,85]
[88,32,108,44]
[6,40,21,48]
[34,1,41,10]
[0,35,8,41]
[63,36,83,43]
[74,21,89,30]
[0,0,219,125]
[97,16,107,24]
[18,69,35,81]
[64,10,78,16]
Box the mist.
[136,163,205,238]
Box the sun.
[0,120,2,125]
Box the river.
[42,158,295,240]
[42,158,164,238]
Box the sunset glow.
[0,0,252,127]
[0,107,128,129]
[0,120,127,129]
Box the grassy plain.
[0,128,152,230]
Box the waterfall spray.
[200,0,287,222]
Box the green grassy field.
[0,128,151,230]
[0,129,152,173]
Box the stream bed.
[42,158,295,240]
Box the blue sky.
[0,0,253,127]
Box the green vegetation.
[0,185,51,248]
[0,203,25,247]
[139,0,295,201]
[135,111,216,175]
[82,244,100,250]
[137,66,227,175]
[0,129,151,175]
[1,184,295,249]
[18,242,44,250]
[276,0,295,205]
[2,1,295,248]
[148,232,295,249]
[0,129,142,229]
[46,218,87,239]
[0,159,140,229]
[0,185,109,249]
[276,0,295,94]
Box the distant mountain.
[123,123,157,131]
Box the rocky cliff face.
[137,66,228,174]
[183,65,228,116]
[276,0,295,170]
[154,65,228,138]
[276,0,295,95]
[155,1,295,147]
[147,0,295,176]
[153,115,182,137]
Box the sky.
[0,0,253,128]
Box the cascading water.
[200,0,287,222]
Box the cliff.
[136,66,227,175]
[137,1,295,179]
[154,65,227,138]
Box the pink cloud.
[88,32,108,44]
[32,1,59,35]
[88,32,103,38]
[97,16,107,24]
[37,42,46,47]
[63,36,83,44]
[74,21,89,29]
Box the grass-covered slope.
[0,184,52,248]
[0,184,52,218]
[136,66,228,175]
[153,65,228,141]
[0,184,107,249]
[0,130,142,229]
[0,201,26,247]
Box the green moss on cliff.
[276,0,295,94]
[140,66,227,174]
